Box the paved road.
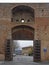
[13,55,33,62]
[0,55,49,65]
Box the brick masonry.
[0,3,49,61]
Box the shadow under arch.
[12,25,35,40]
[12,5,34,17]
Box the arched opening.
[12,25,34,62]
[12,25,34,40]
[11,5,34,23]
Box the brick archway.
[12,25,34,40]
[11,25,41,62]
[11,5,34,22]
[5,25,41,62]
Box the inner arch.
[12,25,34,40]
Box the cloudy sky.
[13,40,33,48]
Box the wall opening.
[11,5,35,23]
[12,25,34,62]
[5,25,41,62]
[13,40,33,62]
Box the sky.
[0,0,48,3]
[13,40,33,48]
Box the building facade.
[22,46,33,56]
[0,3,49,61]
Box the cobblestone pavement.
[0,55,49,65]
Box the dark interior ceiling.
[12,25,34,40]
[12,5,34,17]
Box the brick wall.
[0,3,49,61]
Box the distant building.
[22,46,33,56]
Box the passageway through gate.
[5,25,41,62]
[12,25,34,62]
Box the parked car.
[13,53,16,57]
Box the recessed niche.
[16,20,19,22]
[12,5,35,22]
[11,18,13,22]
[27,19,30,22]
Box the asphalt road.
[0,55,49,65]
[13,55,33,62]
